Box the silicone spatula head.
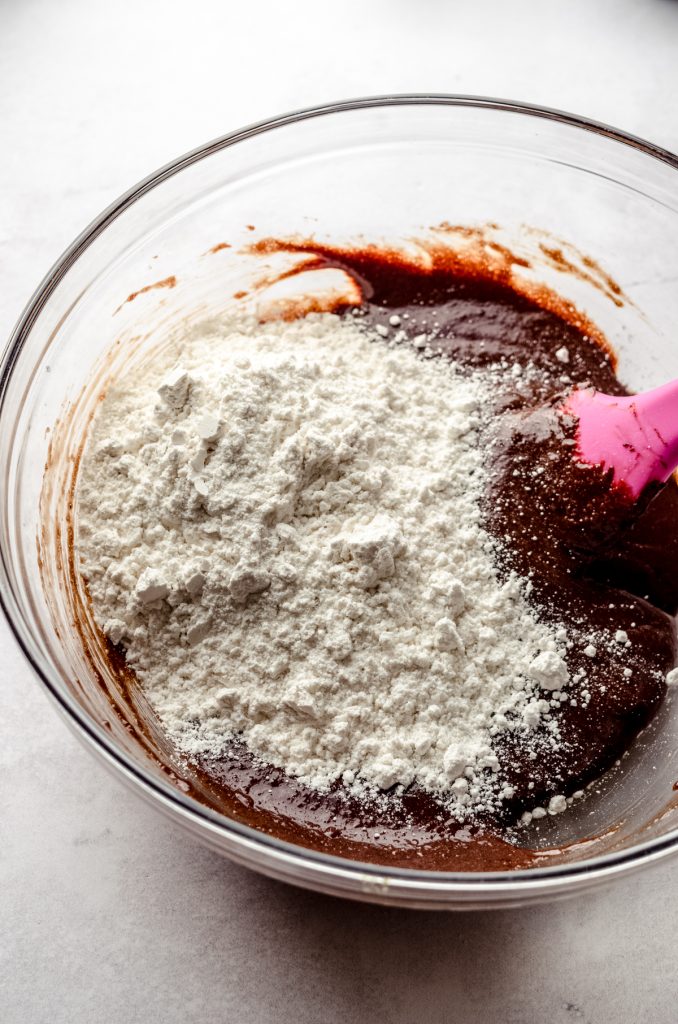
[561,379,678,500]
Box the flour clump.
[77,311,571,816]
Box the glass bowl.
[3,95,678,910]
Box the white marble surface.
[2,0,678,1020]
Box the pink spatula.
[562,379,678,499]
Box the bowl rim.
[4,92,678,899]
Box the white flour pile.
[77,311,572,816]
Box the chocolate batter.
[102,241,678,870]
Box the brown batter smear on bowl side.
[114,275,177,315]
